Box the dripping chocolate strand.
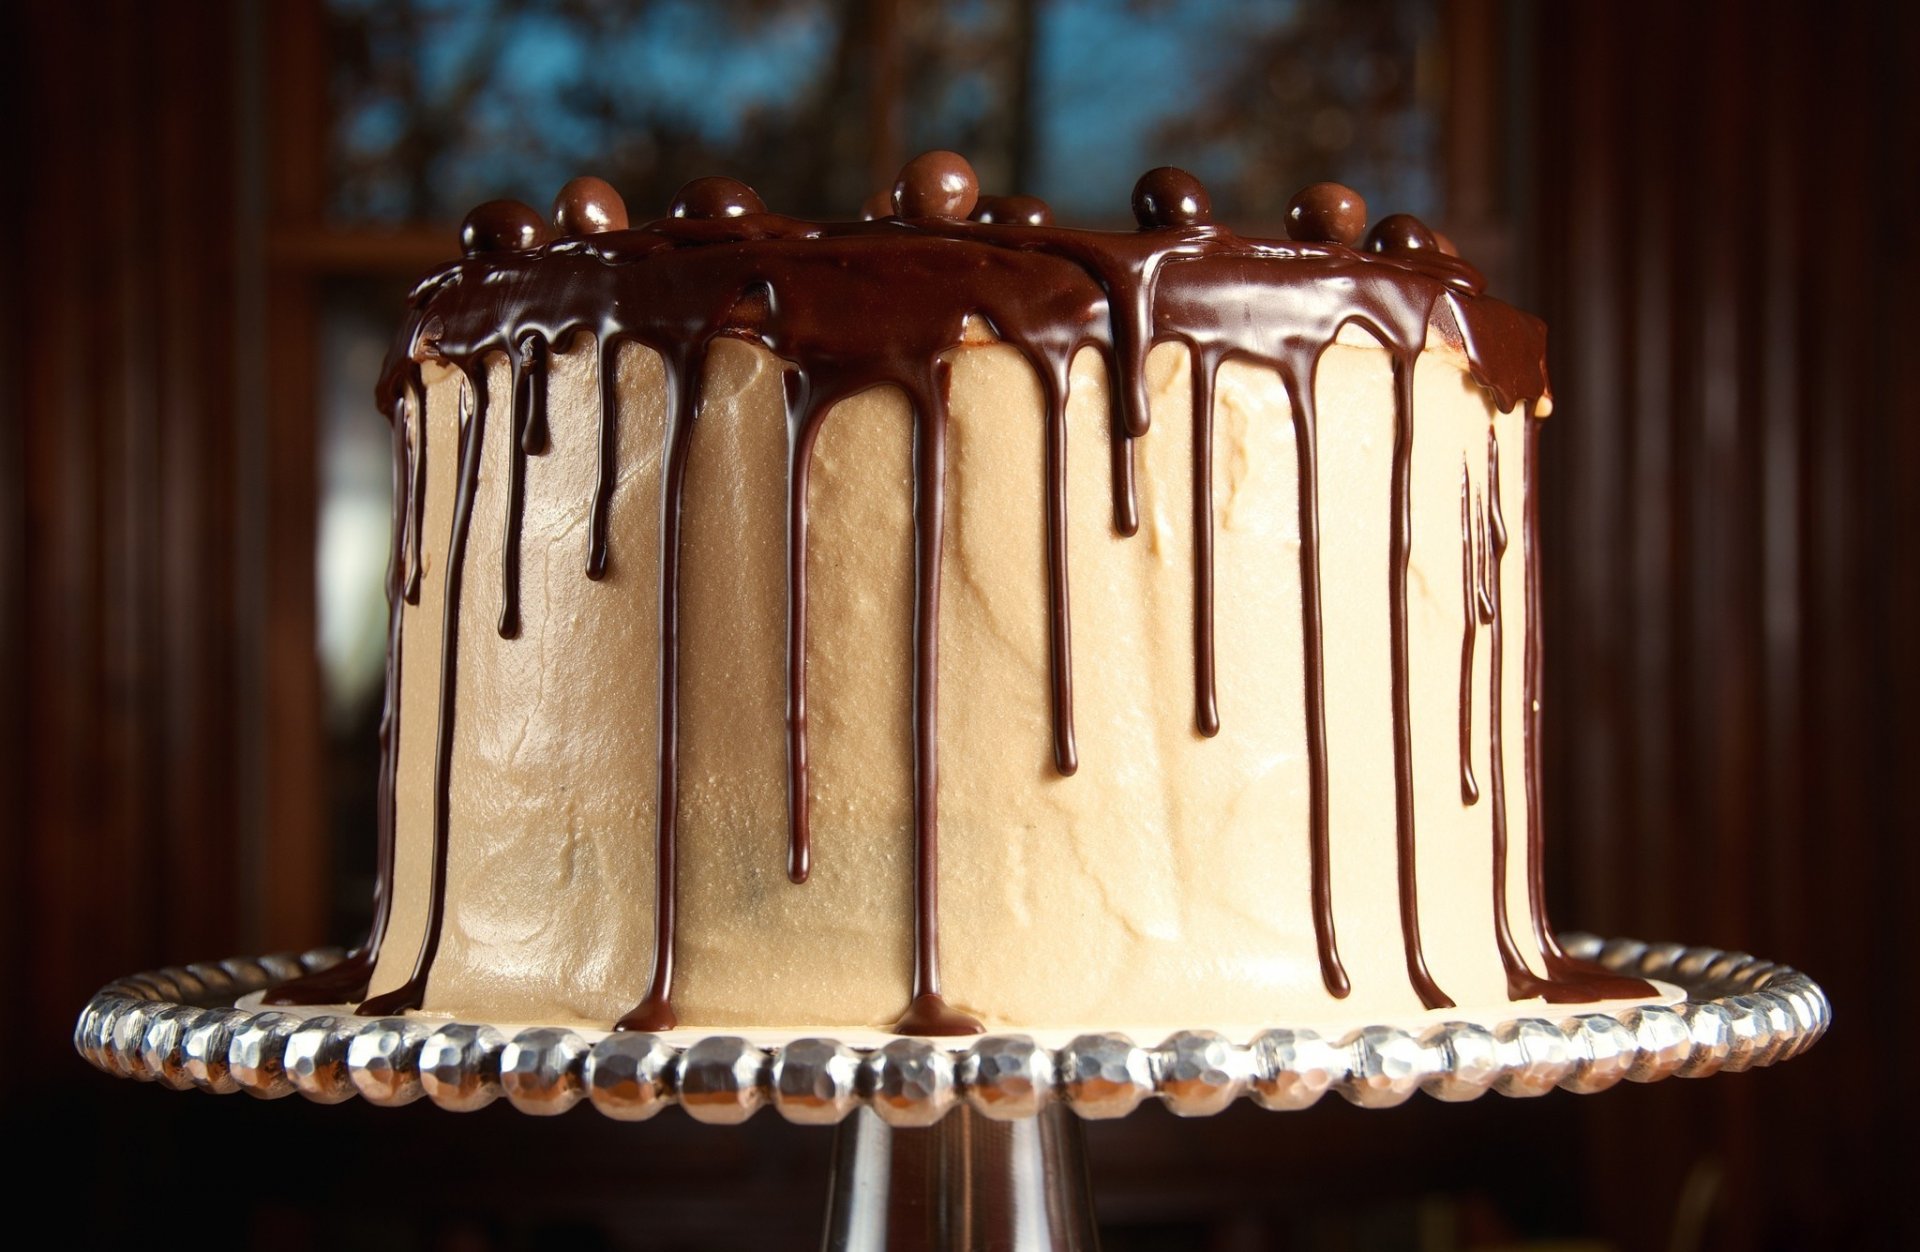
[520,334,551,453]
[784,373,825,882]
[1458,462,1482,806]
[616,348,703,1033]
[1287,366,1350,998]
[1474,498,1493,623]
[360,365,490,1017]
[1522,415,1563,963]
[403,379,427,605]
[586,330,623,581]
[1191,348,1221,738]
[354,401,414,994]
[893,362,984,1036]
[1482,427,1556,999]
[497,336,545,639]
[1110,265,1158,441]
[1110,412,1141,536]
[993,331,1082,778]
[1041,362,1079,775]
[1387,355,1454,1010]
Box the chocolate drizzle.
[1388,357,1454,1010]
[345,181,1653,1031]
[1110,424,1139,537]
[586,333,625,580]
[1458,464,1483,806]
[1478,427,1555,999]
[403,391,427,605]
[1041,359,1079,775]
[497,333,549,638]
[1190,351,1220,737]
[1436,413,1656,1004]
[1285,365,1346,998]
[784,369,822,880]
[895,359,983,1036]
[1523,421,1559,961]
[614,342,703,1033]
[360,369,488,1017]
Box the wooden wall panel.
[1529,2,1918,1247]
[6,2,249,1075]
[256,0,331,953]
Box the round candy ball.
[893,151,979,219]
[552,176,629,236]
[1131,167,1212,229]
[971,194,1054,227]
[1284,182,1367,245]
[461,200,549,255]
[670,176,766,220]
[1364,213,1439,255]
[859,189,895,221]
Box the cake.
[267,152,1661,1037]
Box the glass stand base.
[823,1104,1100,1251]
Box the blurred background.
[4,0,1914,1247]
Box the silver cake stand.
[75,933,1828,1250]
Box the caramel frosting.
[268,154,1656,1035]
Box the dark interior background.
[5,1,1914,1248]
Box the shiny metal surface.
[501,1028,588,1116]
[109,1001,157,1080]
[1623,1005,1692,1081]
[583,1032,677,1121]
[960,1035,1054,1122]
[1418,1021,1501,1102]
[180,1008,246,1094]
[228,1011,298,1099]
[72,932,1831,1125]
[1056,1033,1152,1120]
[822,1105,1099,1251]
[678,1036,768,1125]
[1155,1030,1250,1118]
[1345,1023,1440,1108]
[770,1037,863,1126]
[284,1015,358,1104]
[867,1038,959,1129]
[1558,1014,1636,1094]
[420,1023,506,1112]
[140,1006,198,1090]
[346,1017,428,1107]
[1493,1018,1575,1098]
[1248,1027,1345,1110]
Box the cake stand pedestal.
[825,1105,1096,1250]
[74,934,1827,1251]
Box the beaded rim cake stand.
[74,933,1828,1249]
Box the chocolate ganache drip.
[1459,461,1485,807]
[281,151,1653,1029]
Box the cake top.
[381,152,1549,437]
